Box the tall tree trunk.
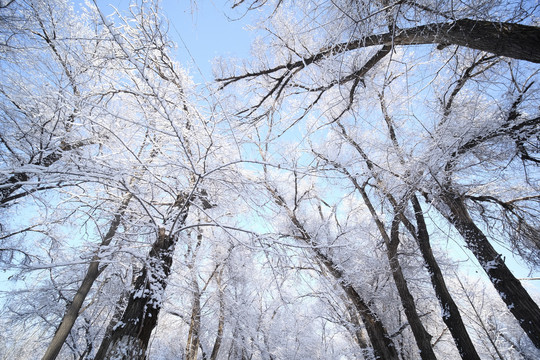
[97,190,192,359]
[41,195,131,360]
[455,276,506,360]
[410,195,481,359]
[387,217,438,360]
[342,297,369,353]
[358,181,436,360]
[330,155,437,360]
[314,247,399,360]
[285,207,399,360]
[209,269,225,360]
[266,180,398,359]
[184,285,201,360]
[379,87,480,358]
[99,228,177,359]
[439,189,540,349]
[185,233,203,360]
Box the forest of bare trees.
[0,0,539,359]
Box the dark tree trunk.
[387,218,438,360]
[440,190,540,349]
[99,228,176,359]
[209,270,225,360]
[410,195,481,360]
[267,176,398,358]
[184,279,201,360]
[353,175,437,360]
[317,249,399,360]
[378,19,540,63]
[185,233,203,360]
[312,150,430,359]
[98,191,192,359]
[343,298,369,352]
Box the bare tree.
[218,0,540,352]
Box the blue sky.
[168,1,258,82]
[96,0,257,83]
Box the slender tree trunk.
[210,270,225,360]
[410,195,481,359]
[352,175,437,360]
[264,157,399,358]
[286,210,399,360]
[41,195,131,360]
[266,180,398,359]
[227,323,245,360]
[342,297,369,352]
[439,190,540,349]
[184,286,201,360]
[317,249,399,360]
[185,233,202,360]
[455,276,505,360]
[379,90,479,358]
[386,217,438,360]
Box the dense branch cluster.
[0,0,539,359]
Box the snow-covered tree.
[1,0,539,359]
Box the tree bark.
[358,180,437,360]
[98,189,193,359]
[184,280,201,360]
[209,270,225,360]
[185,233,203,360]
[374,19,540,63]
[218,19,540,88]
[439,190,540,349]
[342,296,369,353]
[387,217,438,360]
[410,195,481,360]
[99,228,177,359]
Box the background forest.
[0,0,539,359]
